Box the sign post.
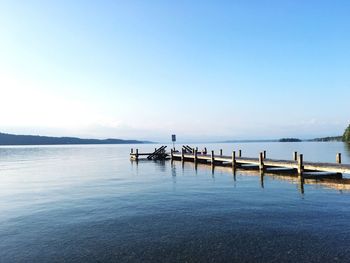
[171,134,176,149]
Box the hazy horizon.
[0,130,344,144]
[1,1,349,142]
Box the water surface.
[0,143,350,262]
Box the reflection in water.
[232,168,237,188]
[170,160,177,187]
[344,142,350,158]
[155,160,167,172]
[130,159,139,176]
[260,173,264,189]
[232,168,237,181]
[298,177,305,195]
[169,159,350,194]
[171,161,176,177]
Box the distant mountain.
[0,132,151,146]
[309,124,350,142]
[221,139,303,143]
[279,138,302,142]
[308,136,343,142]
[221,139,278,143]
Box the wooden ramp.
[181,145,208,155]
[130,146,169,160]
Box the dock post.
[131,148,133,154]
[194,149,198,163]
[336,153,342,164]
[136,149,139,161]
[220,149,223,156]
[171,148,174,159]
[204,147,207,154]
[297,154,304,176]
[238,150,242,157]
[259,152,264,172]
[293,151,298,161]
[263,150,266,159]
[181,148,185,161]
[232,151,236,169]
[211,150,215,164]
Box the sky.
[0,0,349,142]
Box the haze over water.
[0,142,350,262]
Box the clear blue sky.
[0,0,349,141]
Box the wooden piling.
[171,148,174,158]
[131,148,133,154]
[259,152,264,171]
[293,151,298,161]
[220,149,223,156]
[298,154,304,176]
[204,147,207,154]
[238,150,242,157]
[194,149,198,163]
[263,150,266,159]
[232,151,236,169]
[135,149,139,161]
[181,148,184,161]
[336,153,342,164]
[211,150,215,164]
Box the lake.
[0,142,350,262]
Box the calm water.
[0,142,350,262]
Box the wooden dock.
[170,149,350,176]
[130,146,350,176]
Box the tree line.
[344,124,350,142]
